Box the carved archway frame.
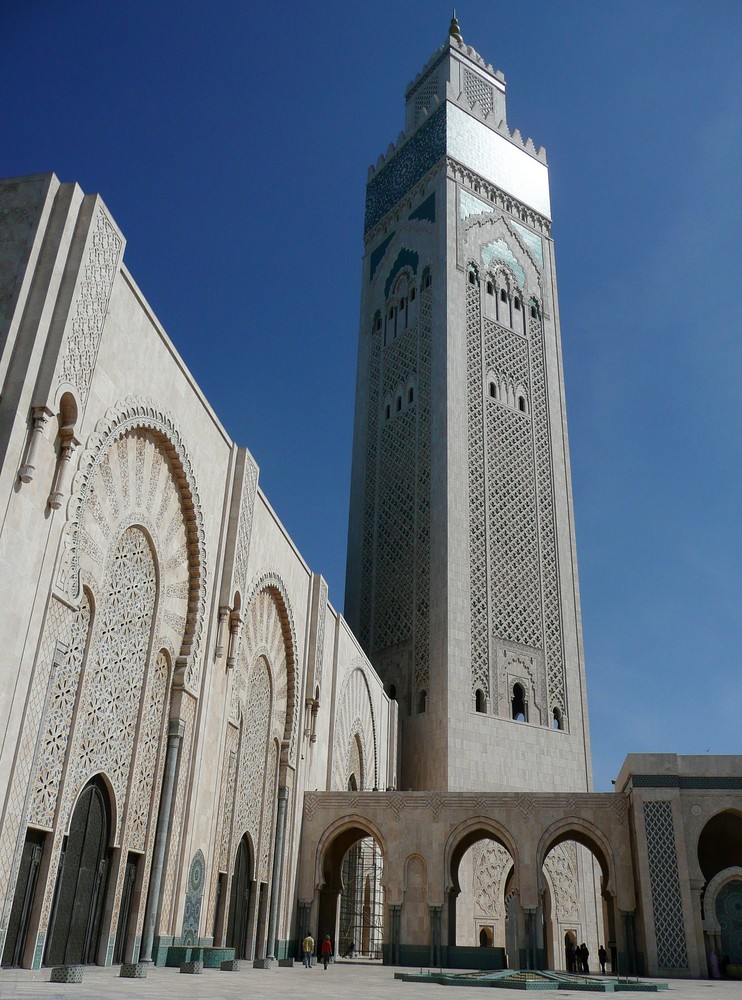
[54,395,207,693]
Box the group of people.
[565,940,609,975]
[301,934,357,969]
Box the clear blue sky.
[4,1,742,792]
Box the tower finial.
[449,10,463,43]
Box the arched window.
[387,683,397,700]
[500,289,508,303]
[552,707,563,730]
[511,683,527,722]
[422,271,432,289]
[486,281,494,295]
[468,270,476,285]
[396,395,402,413]
[530,303,539,320]
[408,386,414,404]
[417,690,427,714]
[475,689,486,713]
[385,404,391,421]
[489,382,496,399]
[514,296,521,311]
[410,287,416,302]
[518,395,526,413]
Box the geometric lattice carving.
[0,598,77,942]
[359,271,431,704]
[473,841,512,917]
[62,527,157,839]
[467,270,490,695]
[466,246,566,719]
[643,801,689,969]
[127,651,169,852]
[464,69,494,118]
[28,595,91,829]
[529,312,566,717]
[218,732,238,873]
[331,665,378,792]
[236,657,271,851]
[233,455,259,598]
[260,740,279,881]
[543,841,579,921]
[55,398,207,693]
[414,74,438,125]
[57,208,122,404]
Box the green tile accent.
[633,775,742,789]
[370,233,396,282]
[366,106,446,233]
[409,193,436,224]
[384,248,419,298]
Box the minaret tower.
[346,17,592,793]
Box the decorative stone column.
[296,901,311,961]
[214,607,230,659]
[47,426,80,509]
[138,719,185,967]
[429,905,442,967]
[225,611,243,670]
[261,786,289,967]
[388,904,401,965]
[523,908,537,970]
[621,910,637,975]
[18,405,52,483]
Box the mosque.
[0,16,739,983]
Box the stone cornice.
[448,157,552,236]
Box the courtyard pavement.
[0,961,739,1000]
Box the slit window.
[385,404,391,420]
[410,288,416,301]
[396,396,402,412]
[512,683,527,722]
[417,690,427,714]
[408,387,414,404]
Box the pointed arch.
[332,664,379,791]
[54,395,207,693]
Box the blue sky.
[4,1,742,792]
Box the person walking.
[302,932,315,968]
[321,934,333,970]
[343,939,356,959]
[598,944,607,974]
[579,942,590,973]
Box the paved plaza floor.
[0,962,739,1000]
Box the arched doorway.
[318,825,384,961]
[698,811,742,970]
[44,778,111,966]
[715,879,742,966]
[226,834,253,959]
[447,826,515,970]
[540,830,616,975]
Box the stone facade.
[0,19,740,986]
[0,175,395,971]
[346,23,590,796]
